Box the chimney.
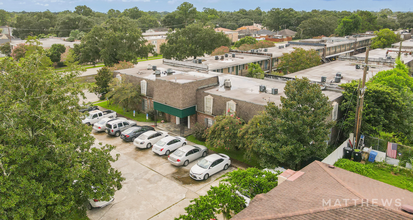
[278,169,305,185]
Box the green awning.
[153,102,196,118]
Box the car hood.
[191,164,207,174]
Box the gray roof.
[277,29,297,37]
[254,30,276,35]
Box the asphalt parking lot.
[87,128,235,220]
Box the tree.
[339,60,413,144]
[297,16,338,38]
[95,67,113,98]
[247,63,264,79]
[264,8,300,31]
[54,13,94,37]
[136,14,160,32]
[357,11,378,32]
[0,42,11,56]
[108,9,121,19]
[397,12,413,29]
[75,5,93,17]
[160,24,230,60]
[176,2,197,26]
[106,77,142,111]
[240,78,335,169]
[12,11,57,39]
[161,12,185,30]
[371,28,401,49]
[69,29,86,40]
[377,17,400,30]
[211,46,229,56]
[234,36,257,48]
[277,48,321,74]
[335,14,362,36]
[0,10,10,26]
[122,7,145,20]
[80,17,153,66]
[10,43,27,61]
[205,114,245,151]
[47,43,66,63]
[0,52,124,219]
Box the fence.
[322,138,349,165]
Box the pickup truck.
[82,110,117,125]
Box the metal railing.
[163,59,209,71]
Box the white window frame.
[141,80,147,96]
[332,102,338,121]
[204,95,213,115]
[226,100,236,115]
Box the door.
[122,122,129,131]
[235,66,238,75]
[209,160,220,175]
[186,150,195,162]
[190,148,200,161]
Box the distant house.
[276,29,297,38]
[253,23,264,30]
[215,28,233,32]
[233,161,413,220]
[252,30,276,38]
[145,27,169,33]
[236,26,261,32]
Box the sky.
[0,0,412,13]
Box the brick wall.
[153,76,219,109]
[197,112,215,127]
[119,74,156,98]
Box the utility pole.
[398,41,403,60]
[354,47,370,149]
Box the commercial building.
[353,48,413,72]
[392,39,413,50]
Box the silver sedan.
[168,145,208,166]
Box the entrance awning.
[153,102,196,118]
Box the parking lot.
[87,128,235,220]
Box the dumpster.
[343,147,353,160]
[368,151,378,162]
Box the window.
[228,67,231,73]
[226,100,236,115]
[193,148,199,153]
[141,80,147,96]
[123,122,129,126]
[98,113,103,117]
[118,123,123,128]
[332,102,339,121]
[204,95,213,115]
[92,114,98,119]
[186,150,194,156]
[142,99,147,112]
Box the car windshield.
[96,120,106,125]
[139,135,148,140]
[156,140,167,146]
[197,159,211,169]
[173,149,185,157]
[86,114,94,119]
[106,124,112,129]
[124,127,138,133]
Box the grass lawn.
[136,55,163,62]
[335,159,413,192]
[186,135,262,168]
[95,100,157,123]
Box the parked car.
[152,136,187,156]
[87,197,114,210]
[93,117,126,132]
[120,126,155,142]
[168,145,208,166]
[82,110,117,125]
[105,119,137,137]
[79,105,99,113]
[189,153,231,181]
[133,131,168,149]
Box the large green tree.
[0,42,11,57]
[107,77,142,112]
[80,17,153,66]
[297,16,339,38]
[0,52,124,219]
[234,36,257,48]
[264,8,299,31]
[357,10,378,32]
[160,24,230,60]
[371,28,401,49]
[12,11,57,39]
[54,13,94,37]
[75,5,94,17]
[339,60,413,144]
[47,43,66,63]
[136,14,160,32]
[205,114,245,151]
[247,63,264,79]
[240,78,335,169]
[94,67,113,96]
[335,14,362,36]
[277,48,321,74]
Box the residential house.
[237,26,261,39]
[252,30,277,38]
[276,29,297,38]
[236,26,261,32]
[233,161,413,220]
[214,28,232,32]
[145,27,169,33]
[215,28,238,43]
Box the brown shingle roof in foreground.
[233,161,413,220]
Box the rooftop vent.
[167,68,175,75]
[225,53,229,57]
[271,88,278,95]
[224,79,232,88]
[215,56,219,60]
[259,85,267,92]
[321,76,327,82]
[193,59,197,63]
[232,53,235,58]
[285,43,290,47]
[147,64,152,70]
[221,55,224,60]
[279,45,284,49]
[336,72,342,78]
[198,59,202,64]
[155,70,161,77]
[152,65,157,71]
[264,48,268,52]
[356,64,361,69]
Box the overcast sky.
[1,0,412,13]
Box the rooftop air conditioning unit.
[334,76,341,83]
[221,56,224,60]
[336,72,342,78]
[250,49,254,52]
[286,44,290,47]
[215,56,219,60]
[264,48,268,52]
[225,53,229,57]
[279,46,284,49]
[167,68,175,75]
[259,85,267,92]
[356,64,360,69]
[198,59,202,64]
[155,70,161,77]
[193,59,197,63]
[152,66,157,71]
[271,88,278,95]
[321,76,327,82]
[232,53,236,58]
[224,79,232,88]
[147,64,152,70]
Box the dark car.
[79,105,99,113]
[120,126,155,142]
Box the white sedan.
[168,145,208,166]
[133,130,168,149]
[189,153,231,181]
[152,136,187,156]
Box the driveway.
[87,129,234,220]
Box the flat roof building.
[392,39,413,50]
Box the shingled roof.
[277,29,297,37]
[233,161,413,220]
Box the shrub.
[109,61,134,71]
[211,46,229,56]
[254,41,274,48]
[334,159,376,176]
[193,122,207,141]
[66,37,75,42]
[147,109,157,121]
[56,62,65,67]
[205,113,245,151]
